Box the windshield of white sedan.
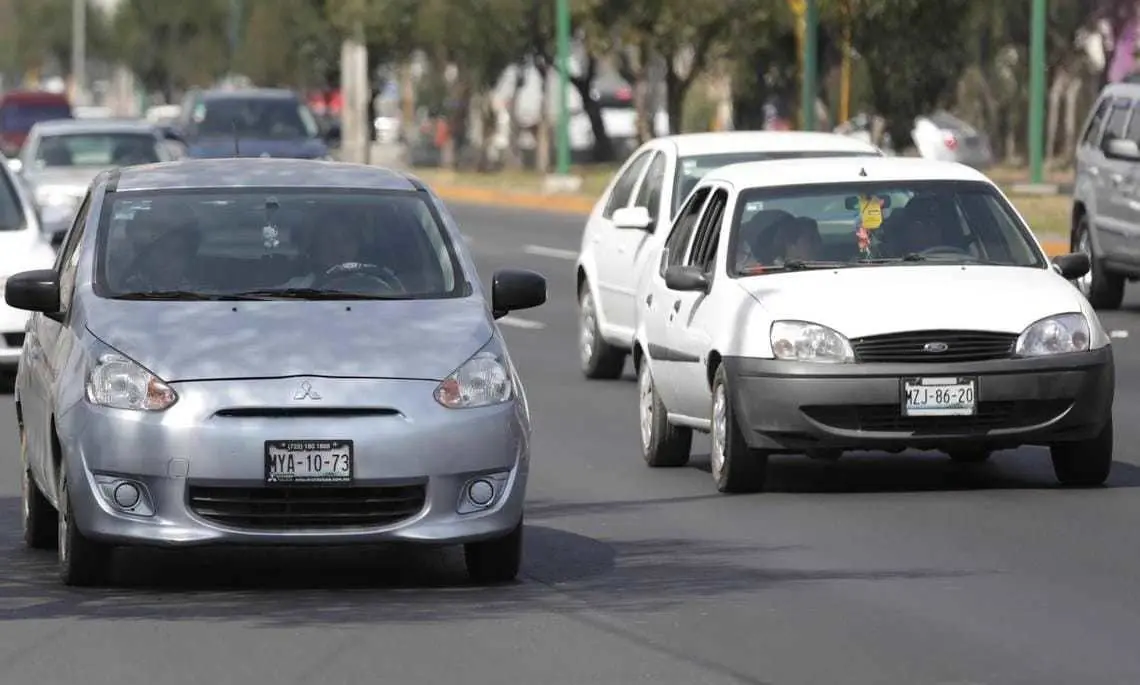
[729,180,1045,275]
[674,150,876,214]
[34,133,163,168]
[95,189,464,300]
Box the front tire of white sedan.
[578,283,627,380]
[464,520,523,584]
[21,426,57,550]
[710,366,768,494]
[638,360,691,467]
[57,462,112,587]
[1050,416,1114,488]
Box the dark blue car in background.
[175,88,340,159]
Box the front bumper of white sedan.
[723,346,1113,452]
[59,376,529,548]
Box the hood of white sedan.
[737,264,1089,339]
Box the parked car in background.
[1072,81,1140,310]
[0,90,73,157]
[174,88,339,159]
[911,112,994,169]
[0,151,58,379]
[11,119,179,246]
[575,131,883,380]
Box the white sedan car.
[632,156,1113,493]
[575,131,882,380]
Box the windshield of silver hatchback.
[95,190,464,300]
[730,181,1043,275]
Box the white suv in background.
[575,132,883,379]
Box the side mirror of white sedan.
[612,205,654,231]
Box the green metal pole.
[1029,0,1046,184]
[555,0,571,175]
[801,0,818,131]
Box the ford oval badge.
[923,342,949,353]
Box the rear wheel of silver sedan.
[57,462,112,587]
[710,366,768,494]
[578,284,626,380]
[464,520,523,584]
[1050,416,1114,488]
[21,436,57,550]
[638,360,691,467]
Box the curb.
[429,182,1071,258]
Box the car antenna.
[232,119,240,157]
[859,166,867,177]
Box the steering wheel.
[918,245,973,258]
[315,262,405,292]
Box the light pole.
[1028,0,1046,185]
[555,0,571,176]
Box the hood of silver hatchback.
[84,297,493,382]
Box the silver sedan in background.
[7,118,183,246]
[5,158,547,587]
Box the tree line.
[0,0,1135,169]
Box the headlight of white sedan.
[1015,313,1090,357]
[770,320,855,363]
[434,348,513,408]
[86,352,178,411]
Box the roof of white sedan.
[666,131,881,157]
[704,156,993,190]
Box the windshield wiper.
[768,260,852,272]
[230,288,414,300]
[114,290,262,301]
[861,253,986,265]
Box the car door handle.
[1088,166,1100,177]
[1112,173,1124,185]
[645,293,653,307]
[672,299,681,312]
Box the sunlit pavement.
[1,203,1140,684]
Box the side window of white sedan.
[602,150,653,219]
[686,188,728,275]
[660,185,711,275]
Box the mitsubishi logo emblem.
[293,380,321,400]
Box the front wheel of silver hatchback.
[57,462,112,587]
[1074,215,1124,310]
[464,520,523,584]
[21,431,57,551]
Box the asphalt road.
[1,202,1140,685]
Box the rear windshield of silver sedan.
[93,188,467,300]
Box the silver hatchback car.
[5,158,547,587]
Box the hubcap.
[579,291,596,367]
[711,383,728,478]
[1077,230,1093,296]
[639,364,654,449]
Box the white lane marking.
[524,244,577,261]
[1110,329,1129,339]
[498,316,546,330]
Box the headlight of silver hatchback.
[1015,313,1090,357]
[770,320,855,363]
[85,352,178,411]
[434,347,513,409]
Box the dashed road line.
[524,244,577,261]
[1110,329,1129,339]
[498,316,547,330]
